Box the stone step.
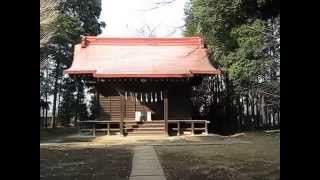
[124,121,164,124]
[126,130,164,135]
[125,127,164,131]
[125,124,164,128]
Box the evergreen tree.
[41,0,105,127]
[89,93,99,120]
[58,77,77,126]
[185,0,280,133]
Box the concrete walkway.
[130,146,166,180]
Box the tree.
[40,0,60,48]
[58,77,77,126]
[75,80,89,121]
[184,0,280,132]
[42,0,105,128]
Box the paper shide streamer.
[151,92,153,102]
[122,90,166,103]
[155,92,157,102]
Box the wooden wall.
[97,81,192,121]
[168,83,192,120]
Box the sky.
[98,0,188,37]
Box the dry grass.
[40,127,78,142]
[40,145,133,180]
[155,132,280,180]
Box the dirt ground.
[155,132,280,180]
[40,145,133,180]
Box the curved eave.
[64,70,221,78]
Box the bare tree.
[135,24,160,37]
[138,0,177,11]
[40,0,60,48]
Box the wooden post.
[92,123,96,136]
[96,79,100,120]
[164,90,168,136]
[120,94,124,136]
[78,122,82,135]
[107,122,110,136]
[204,121,208,135]
[177,121,180,136]
[278,110,280,127]
[191,122,194,135]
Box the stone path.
[130,146,166,180]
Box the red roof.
[65,36,220,78]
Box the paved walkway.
[130,146,166,180]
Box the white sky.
[98,0,188,37]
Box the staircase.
[124,121,165,136]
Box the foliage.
[185,0,279,96]
[58,78,90,125]
[40,0,60,48]
[185,0,279,132]
[89,93,99,119]
[58,77,77,126]
[44,0,105,67]
[76,82,90,121]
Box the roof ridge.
[80,36,203,48]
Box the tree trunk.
[224,71,233,133]
[56,80,62,125]
[254,97,259,128]
[239,96,243,130]
[75,79,81,122]
[42,107,45,128]
[237,97,240,130]
[52,61,60,128]
[261,94,266,128]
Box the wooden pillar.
[164,90,168,136]
[177,121,180,136]
[191,122,195,135]
[96,79,100,120]
[204,121,208,135]
[107,122,110,136]
[120,94,124,136]
[92,123,96,136]
[78,122,82,135]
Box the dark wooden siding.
[98,82,192,121]
[168,84,192,120]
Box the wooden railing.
[77,120,210,136]
[77,121,122,136]
[168,120,210,135]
